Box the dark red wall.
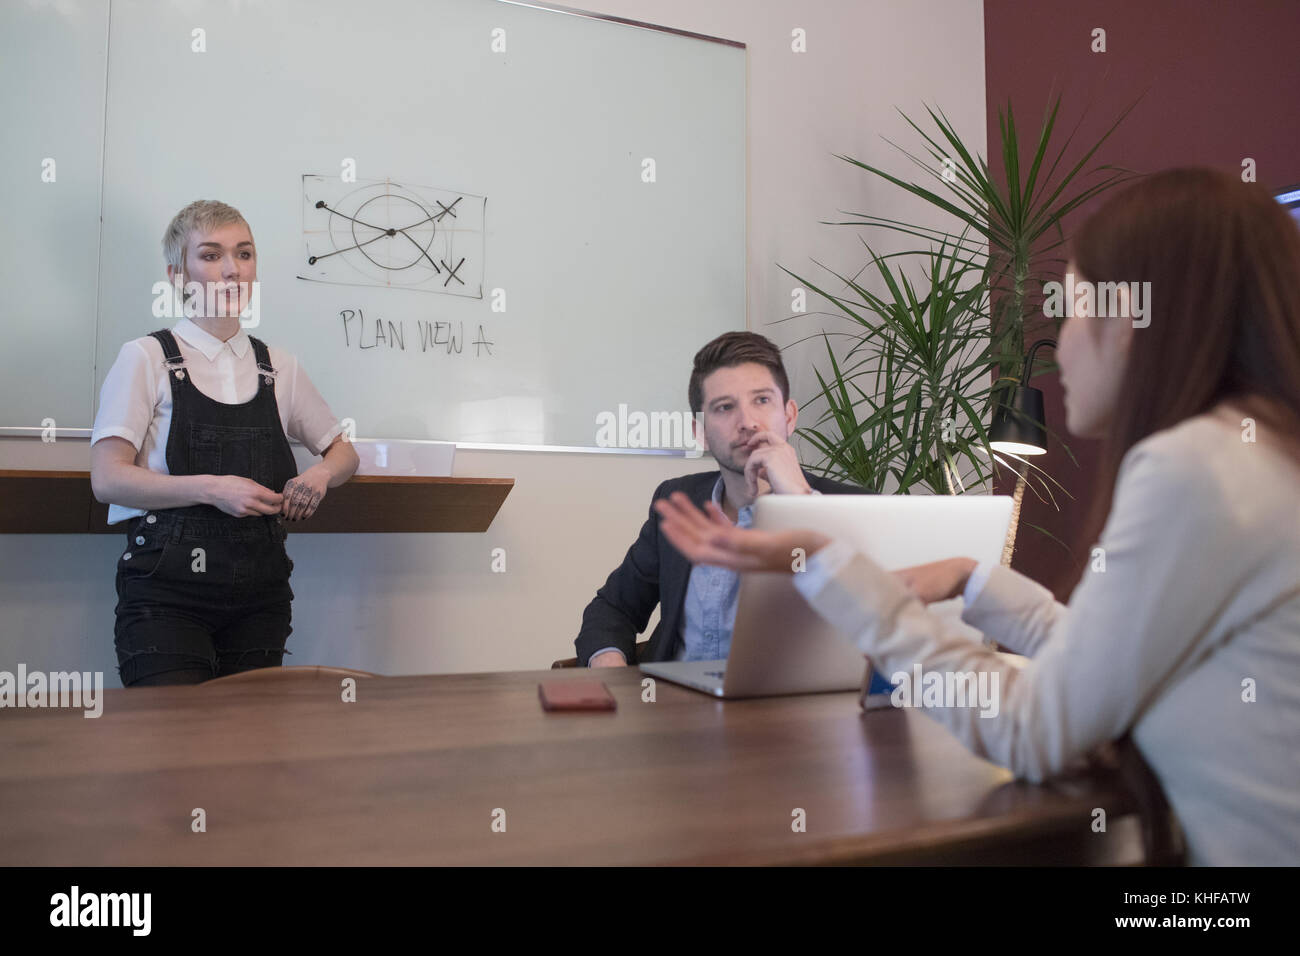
[983,0,1300,598]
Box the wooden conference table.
[0,667,1140,865]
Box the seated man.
[576,331,864,667]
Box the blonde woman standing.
[91,200,359,686]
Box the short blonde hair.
[162,199,251,272]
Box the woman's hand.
[892,557,978,604]
[653,491,829,573]
[205,475,283,518]
[281,465,331,522]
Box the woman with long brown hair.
[652,167,1300,865]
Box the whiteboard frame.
[498,0,746,49]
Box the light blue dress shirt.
[588,477,826,666]
[674,476,753,661]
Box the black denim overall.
[113,328,299,686]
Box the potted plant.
[783,92,1139,547]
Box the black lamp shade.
[989,384,1048,455]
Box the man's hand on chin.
[742,431,813,496]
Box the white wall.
[0,0,985,685]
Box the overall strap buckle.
[150,329,189,382]
[162,356,188,381]
[250,335,278,386]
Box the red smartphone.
[538,680,617,712]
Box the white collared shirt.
[91,318,344,524]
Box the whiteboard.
[0,0,109,433]
[21,0,745,450]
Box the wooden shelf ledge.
[0,471,514,534]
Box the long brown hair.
[1067,167,1300,589]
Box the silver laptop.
[640,494,1014,699]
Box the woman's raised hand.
[652,491,829,573]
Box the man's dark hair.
[688,331,791,414]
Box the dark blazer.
[574,469,867,665]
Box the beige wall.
[0,0,985,684]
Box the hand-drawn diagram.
[300,176,485,297]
